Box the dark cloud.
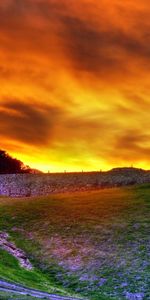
[61,15,150,75]
[61,16,122,74]
[0,100,63,146]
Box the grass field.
[0,185,150,299]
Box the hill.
[108,167,147,175]
[0,185,149,299]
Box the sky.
[0,0,150,172]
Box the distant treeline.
[0,150,41,174]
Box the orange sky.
[0,0,150,172]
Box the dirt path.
[0,232,32,270]
[0,280,84,300]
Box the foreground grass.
[0,185,150,299]
[0,291,43,300]
[0,248,67,295]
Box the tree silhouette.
[0,150,30,174]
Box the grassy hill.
[0,185,150,299]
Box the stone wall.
[0,168,150,197]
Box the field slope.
[0,185,150,299]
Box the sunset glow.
[1,0,150,172]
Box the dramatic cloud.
[0,100,65,146]
[0,0,150,171]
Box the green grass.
[0,185,150,299]
[0,291,45,300]
[0,248,64,294]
